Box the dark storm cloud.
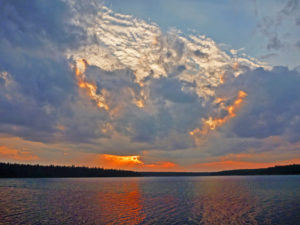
[0,0,85,49]
[85,65,140,97]
[1,0,299,158]
[0,0,83,142]
[219,66,300,141]
[75,59,208,149]
[150,77,197,103]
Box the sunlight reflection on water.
[0,176,299,225]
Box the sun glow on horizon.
[92,154,181,171]
[1,0,299,174]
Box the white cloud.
[1,0,299,166]
[66,3,269,101]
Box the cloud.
[67,3,267,97]
[150,77,197,103]
[62,1,268,149]
[0,0,299,169]
[91,154,181,171]
[296,16,300,25]
[256,0,300,52]
[219,67,300,142]
[280,0,299,15]
[0,0,81,143]
[267,36,283,50]
[0,0,85,49]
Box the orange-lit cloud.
[219,72,225,84]
[0,145,39,161]
[99,154,144,168]
[74,59,110,111]
[232,62,239,71]
[190,90,247,138]
[93,154,180,171]
[73,59,146,115]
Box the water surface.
[0,176,299,224]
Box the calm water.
[0,176,299,225]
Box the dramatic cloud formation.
[0,0,299,170]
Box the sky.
[0,0,300,172]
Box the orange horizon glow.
[0,145,39,161]
[92,154,181,172]
[1,150,298,173]
[190,158,300,172]
[1,138,298,173]
[87,153,300,172]
[100,154,144,167]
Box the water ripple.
[0,176,299,225]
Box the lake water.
[0,176,299,225]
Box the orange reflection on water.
[97,180,145,225]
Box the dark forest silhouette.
[141,164,300,176]
[0,162,299,178]
[0,163,140,178]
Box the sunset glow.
[191,158,300,172]
[100,154,143,167]
[1,2,300,225]
[1,0,299,172]
[91,154,181,171]
[0,146,38,161]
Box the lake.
[0,176,299,225]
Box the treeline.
[140,164,300,176]
[0,163,299,178]
[212,164,300,176]
[0,163,140,178]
